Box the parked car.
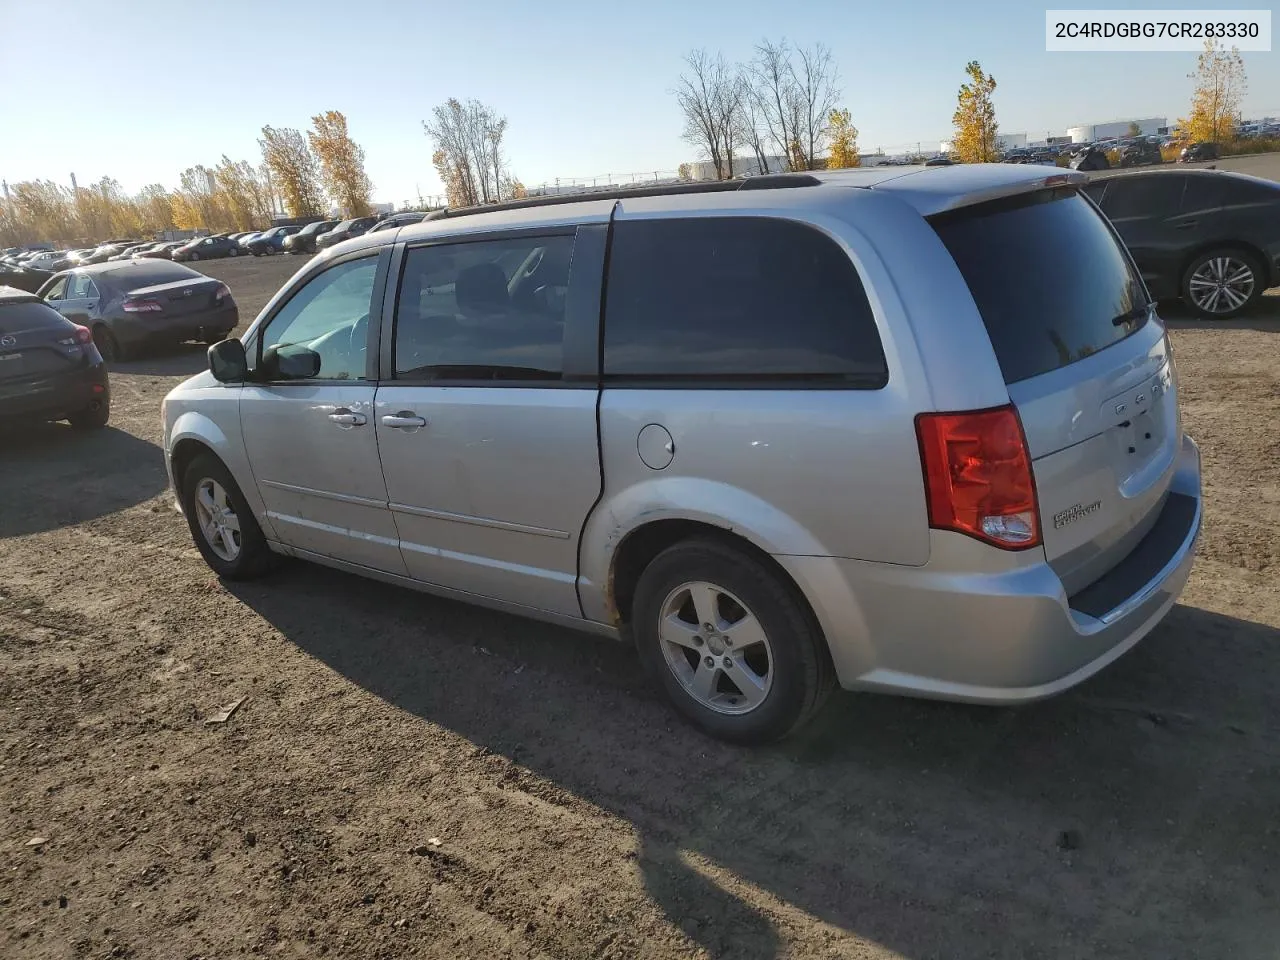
[110,242,159,261]
[366,212,429,235]
[39,259,238,362]
[21,250,68,271]
[172,235,244,262]
[163,166,1201,744]
[0,285,110,429]
[1119,139,1163,168]
[242,225,302,256]
[1069,146,1110,171]
[1083,169,1279,318]
[283,220,339,255]
[81,241,144,265]
[0,265,54,294]
[227,231,259,243]
[924,156,954,167]
[1179,142,1220,163]
[314,216,377,250]
[135,241,186,260]
[65,248,98,265]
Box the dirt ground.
[2,248,1279,960]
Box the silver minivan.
[162,166,1202,743]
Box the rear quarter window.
[602,217,887,386]
[931,188,1149,385]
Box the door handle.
[381,412,427,429]
[328,409,367,427]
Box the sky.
[1,0,1277,207]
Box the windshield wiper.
[1111,304,1149,327]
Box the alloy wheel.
[193,478,242,562]
[1189,256,1255,315]
[657,581,774,715]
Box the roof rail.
[424,173,823,221]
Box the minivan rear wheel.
[1182,249,1263,318]
[181,452,276,580]
[632,538,834,744]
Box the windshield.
[930,187,1149,385]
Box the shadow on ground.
[109,341,211,378]
[0,423,166,536]
[1161,291,1280,331]
[228,563,1280,959]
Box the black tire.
[632,537,835,745]
[180,452,276,580]
[1181,249,1264,319]
[93,326,128,363]
[189,252,200,261]
[227,246,238,257]
[67,398,109,430]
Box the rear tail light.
[915,404,1041,550]
[122,297,162,313]
[57,324,94,346]
[214,283,231,303]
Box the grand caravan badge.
[1054,500,1103,529]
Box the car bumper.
[0,363,109,421]
[113,304,239,347]
[781,434,1202,704]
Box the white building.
[1067,118,1167,142]
[685,155,790,181]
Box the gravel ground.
[2,247,1279,959]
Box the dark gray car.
[38,260,239,362]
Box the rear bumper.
[113,305,239,347]
[0,363,109,421]
[781,434,1202,704]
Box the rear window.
[931,188,1148,385]
[0,300,75,335]
[602,217,887,386]
[105,261,201,289]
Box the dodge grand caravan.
[161,166,1202,744]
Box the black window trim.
[599,214,890,391]
[380,224,600,389]
[251,245,390,386]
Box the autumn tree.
[2,181,76,244]
[952,61,999,162]
[136,184,176,235]
[424,98,510,205]
[677,162,693,180]
[308,110,373,217]
[1181,39,1246,143]
[827,108,860,168]
[259,125,326,218]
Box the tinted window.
[1102,175,1185,220]
[1180,174,1223,212]
[112,262,201,290]
[393,234,574,382]
[0,300,74,335]
[261,256,378,381]
[932,189,1148,385]
[602,217,886,385]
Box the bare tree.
[749,39,805,171]
[737,74,774,175]
[424,98,510,206]
[675,49,729,179]
[793,43,840,170]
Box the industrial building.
[1067,118,1168,142]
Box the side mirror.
[208,338,248,383]
[261,343,321,380]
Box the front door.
[239,251,406,575]
[1096,174,1188,298]
[50,273,101,327]
[373,229,602,617]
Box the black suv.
[1119,139,1163,167]
[1084,169,1280,317]
[0,286,110,428]
[1179,142,1220,163]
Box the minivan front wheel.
[633,538,834,744]
[181,453,275,580]
[1182,250,1262,318]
